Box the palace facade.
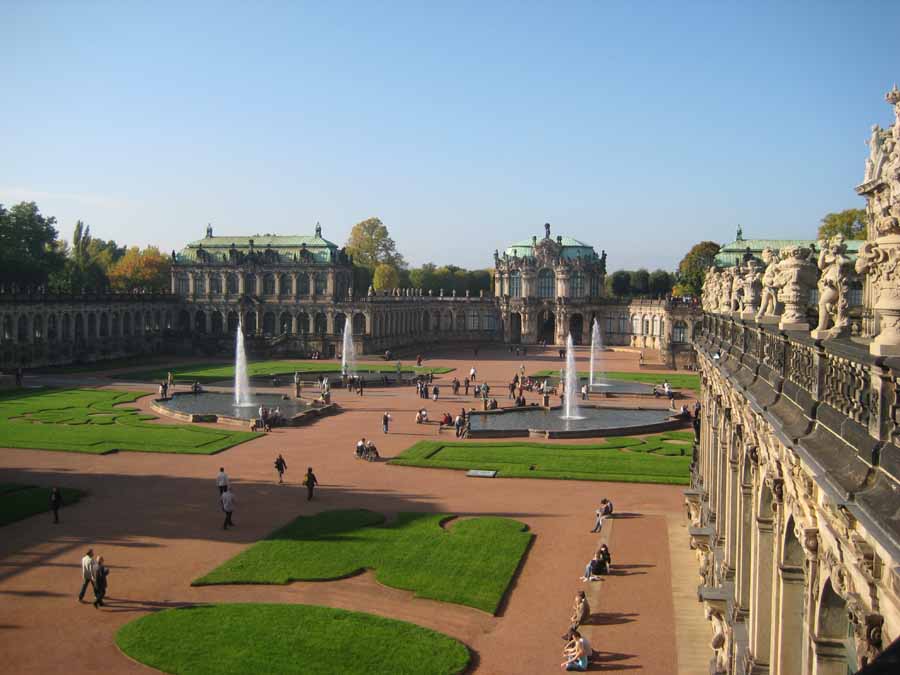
[687,87,900,673]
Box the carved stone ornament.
[740,258,763,318]
[856,86,900,355]
[756,247,781,322]
[773,245,817,331]
[811,234,853,339]
[719,267,735,314]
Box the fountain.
[341,323,356,376]
[589,318,602,386]
[234,318,252,407]
[561,333,582,420]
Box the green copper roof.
[715,237,863,267]
[504,236,598,260]
[177,227,340,263]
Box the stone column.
[309,273,316,299]
[188,272,196,297]
[255,273,263,296]
[204,272,212,297]
[274,274,282,297]
[170,272,176,294]
[748,483,775,671]
[238,273,246,295]
[327,271,335,299]
[220,272,228,297]
[290,273,298,299]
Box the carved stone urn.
[741,259,763,319]
[775,246,817,331]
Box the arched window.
[297,274,310,296]
[673,321,687,343]
[263,274,275,295]
[590,274,600,297]
[632,315,642,334]
[571,273,585,298]
[653,315,660,336]
[194,275,206,295]
[619,316,628,334]
[175,274,189,295]
[509,271,521,298]
[314,273,328,296]
[226,274,238,294]
[209,275,221,295]
[538,269,555,298]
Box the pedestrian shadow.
[606,513,643,519]
[96,597,200,613]
[0,589,69,598]
[586,611,638,626]
[587,649,642,671]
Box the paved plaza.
[0,346,707,674]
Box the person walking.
[294,371,301,398]
[78,549,94,602]
[49,487,62,524]
[304,467,318,501]
[216,467,229,495]
[92,556,109,608]
[357,378,364,396]
[274,454,288,484]
[220,485,235,529]
[464,377,470,395]
[382,411,391,434]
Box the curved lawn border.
[116,603,470,675]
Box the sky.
[3,1,899,272]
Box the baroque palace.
[687,86,900,674]
[0,223,700,368]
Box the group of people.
[77,548,109,609]
[343,374,365,396]
[252,405,283,431]
[354,437,380,461]
[506,345,528,357]
[559,497,616,670]
[416,381,439,400]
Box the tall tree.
[817,208,867,239]
[608,270,631,297]
[372,263,400,290]
[0,201,64,287]
[648,269,674,297]
[629,268,650,294]
[677,241,721,296]
[108,246,171,292]
[345,217,405,269]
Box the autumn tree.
[345,217,405,269]
[676,241,721,296]
[817,208,867,239]
[372,263,400,290]
[108,246,171,292]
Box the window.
[590,274,600,297]
[297,274,310,296]
[226,274,238,294]
[848,282,863,306]
[195,275,205,295]
[467,312,481,330]
[619,316,628,334]
[175,274,189,295]
[538,269,555,298]
[209,275,221,295]
[509,271,521,298]
[673,321,687,343]
[643,317,650,335]
[606,316,615,334]
[632,315,642,334]
[571,273,585,298]
[263,274,275,295]
[483,314,497,330]
[315,273,328,295]
[652,315,660,336]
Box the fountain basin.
[537,376,657,396]
[248,371,417,387]
[467,405,681,439]
[153,392,325,425]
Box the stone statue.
[855,86,900,355]
[544,222,551,239]
[756,248,781,321]
[701,267,719,312]
[772,245,816,331]
[736,224,743,241]
[600,250,607,275]
[740,258,763,318]
[811,235,852,339]
[718,268,735,314]
[206,223,213,238]
[729,265,744,313]
[315,222,322,238]
[865,124,884,182]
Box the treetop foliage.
[817,208,867,240]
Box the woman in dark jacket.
[93,556,109,608]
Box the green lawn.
[0,389,259,454]
[194,509,532,614]
[117,603,470,675]
[389,432,694,485]
[117,360,453,384]
[0,484,85,526]
[531,369,700,392]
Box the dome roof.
[504,235,597,260]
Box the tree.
[629,268,650,294]
[817,208,867,239]
[108,246,171,292]
[676,241,721,296]
[0,201,64,288]
[608,270,631,297]
[372,263,400,290]
[50,220,111,292]
[345,217,406,269]
[648,269,674,297]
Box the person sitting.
[680,404,691,419]
[419,408,428,423]
[597,544,612,574]
[365,441,380,461]
[600,498,614,517]
[415,410,424,424]
[488,398,499,410]
[569,590,590,631]
[580,554,604,581]
[356,438,367,459]
[561,629,589,671]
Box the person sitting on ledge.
[569,590,590,631]
[597,544,612,574]
[580,553,604,581]
[488,398,499,410]
[191,381,203,394]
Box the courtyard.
[0,344,708,674]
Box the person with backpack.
[304,467,319,501]
[274,454,287,484]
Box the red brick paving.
[0,346,692,674]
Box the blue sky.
[2,1,899,271]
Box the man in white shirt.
[216,468,229,494]
[77,548,94,602]
[221,486,235,529]
[469,366,477,381]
